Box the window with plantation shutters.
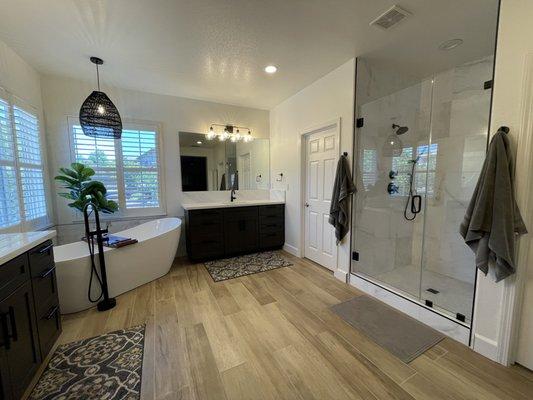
[121,129,160,208]
[0,98,20,228]
[72,125,119,201]
[70,121,163,216]
[0,90,49,231]
[13,106,48,221]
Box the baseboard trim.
[473,333,499,362]
[334,269,348,283]
[283,243,300,257]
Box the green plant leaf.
[55,162,117,214]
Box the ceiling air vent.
[370,5,411,30]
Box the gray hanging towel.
[329,154,357,244]
[460,127,527,282]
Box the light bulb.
[97,105,105,114]
[206,127,216,140]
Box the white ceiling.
[0,0,498,110]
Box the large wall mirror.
[179,132,270,191]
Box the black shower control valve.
[389,170,398,179]
[387,182,399,195]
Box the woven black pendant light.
[79,57,122,139]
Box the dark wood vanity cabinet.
[186,204,285,261]
[0,240,61,400]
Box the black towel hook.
[499,126,510,134]
[342,152,348,157]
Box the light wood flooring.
[59,252,533,400]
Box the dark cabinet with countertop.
[0,240,61,400]
[185,204,285,261]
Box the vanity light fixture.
[206,124,253,142]
[265,65,278,74]
[79,57,122,139]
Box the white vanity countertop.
[0,230,56,265]
[182,199,285,211]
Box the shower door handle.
[411,195,422,214]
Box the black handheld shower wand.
[83,202,117,312]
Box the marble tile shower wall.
[355,56,493,287]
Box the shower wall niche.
[351,56,494,324]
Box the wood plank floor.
[59,253,533,400]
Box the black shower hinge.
[356,118,364,128]
[352,251,359,261]
[484,80,493,90]
[456,313,466,322]
[425,299,433,308]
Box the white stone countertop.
[0,230,56,265]
[182,199,285,211]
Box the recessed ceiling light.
[264,65,277,74]
[197,141,202,144]
[438,38,463,51]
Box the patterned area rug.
[29,325,145,400]
[205,251,292,282]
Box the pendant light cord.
[96,64,100,91]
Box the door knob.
[305,202,309,207]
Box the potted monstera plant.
[55,162,119,213]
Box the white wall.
[40,74,269,238]
[0,38,54,231]
[472,0,533,365]
[270,59,355,278]
[0,39,43,109]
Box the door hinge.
[484,80,493,90]
[425,299,433,308]
[356,118,364,128]
[352,251,359,261]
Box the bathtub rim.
[54,217,182,263]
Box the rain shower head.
[392,124,409,135]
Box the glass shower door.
[352,79,433,301]
[419,58,493,322]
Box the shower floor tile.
[375,265,474,322]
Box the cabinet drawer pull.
[39,265,56,279]
[44,305,59,320]
[7,306,17,342]
[38,243,53,254]
[0,313,10,350]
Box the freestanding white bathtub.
[54,218,181,314]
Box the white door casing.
[303,124,339,270]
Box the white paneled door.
[304,126,339,270]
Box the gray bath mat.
[331,296,444,363]
[29,325,145,399]
[204,251,292,282]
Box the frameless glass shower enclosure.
[351,1,499,325]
